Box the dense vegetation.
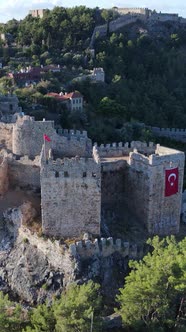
[2,237,186,331]
[1,7,186,143]
[0,281,102,332]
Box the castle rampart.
[40,151,101,238]
[96,141,155,158]
[0,123,13,150]
[114,7,150,16]
[149,126,186,142]
[51,133,92,158]
[69,236,144,259]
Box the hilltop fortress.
[0,114,185,238]
[89,7,186,48]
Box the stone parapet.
[69,237,144,259]
[97,141,155,157]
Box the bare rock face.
[4,240,66,304]
[20,202,37,226]
[3,202,37,238]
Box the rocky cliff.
[0,202,138,305]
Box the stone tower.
[125,144,185,235]
[40,148,101,238]
[12,115,55,157]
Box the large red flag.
[43,134,51,142]
[165,167,178,197]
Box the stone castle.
[0,114,185,238]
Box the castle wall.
[149,126,186,142]
[125,152,151,230]
[97,141,155,158]
[53,129,92,158]
[8,155,40,190]
[0,123,13,150]
[0,156,8,196]
[149,13,179,22]
[109,17,140,33]
[114,7,149,16]
[41,156,101,238]
[126,146,185,235]
[12,116,92,158]
[101,160,127,205]
[12,116,55,157]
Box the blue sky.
[0,0,186,23]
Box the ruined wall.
[41,154,101,238]
[126,146,185,235]
[12,115,55,157]
[0,123,13,150]
[8,155,40,190]
[0,156,8,196]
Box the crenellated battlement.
[57,128,88,138]
[96,140,155,158]
[149,126,186,143]
[68,237,145,259]
[128,145,185,167]
[41,153,100,179]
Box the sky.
[0,0,186,23]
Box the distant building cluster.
[8,65,61,86]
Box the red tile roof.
[47,91,82,101]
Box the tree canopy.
[117,236,186,331]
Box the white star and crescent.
[168,173,177,187]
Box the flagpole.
[90,311,94,332]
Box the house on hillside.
[91,68,105,83]
[8,67,42,86]
[47,91,83,112]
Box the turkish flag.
[43,134,51,142]
[165,168,178,197]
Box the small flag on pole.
[43,134,51,142]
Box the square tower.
[40,152,101,238]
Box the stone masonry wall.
[0,156,8,196]
[41,154,101,238]
[124,152,151,231]
[8,155,40,190]
[12,116,55,157]
[126,146,185,235]
[12,115,92,158]
[101,160,127,205]
[52,131,92,158]
[0,123,13,150]
[97,141,155,158]
[149,126,186,142]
